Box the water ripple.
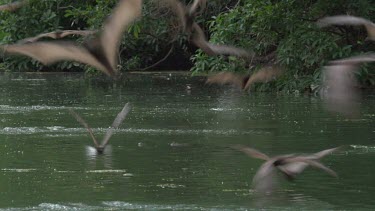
[0,127,270,136]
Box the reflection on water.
[0,72,374,210]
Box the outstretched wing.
[231,145,270,161]
[317,15,375,40]
[330,54,375,65]
[188,0,207,16]
[282,157,337,177]
[289,157,338,177]
[69,109,100,148]
[0,1,26,12]
[191,23,252,58]
[206,72,246,89]
[100,0,143,71]
[243,66,282,90]
[100,102,132,147]
[253,160,279,193]
[309,146,341,160]
[161,0,188,31]
[3,41,112,76]
[18,30,97,44]
[318,15,373,27]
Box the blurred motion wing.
[101,103,132,147]
[100,0,143,70]
[3,42,111,76]
[69,109,100,148]
[232,145,270,161]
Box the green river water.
[0,72,374,210]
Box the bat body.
[69,103,132,154]
[3,0,142,77]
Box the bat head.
[96,146,105,154]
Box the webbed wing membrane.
[330,54,375,65]
[243,66,282,90]
[206,72,246,89]
[191,23,252,58]
[309,147,341,160]
[232,145,270,161]
[3,42,111,76]
[69,109,100,148]
[317,15,375,40]
[188,0,206,16]
[18,30,97,44]
[100,102,132,147]
[253,159,279,192]
[100,0,143,71]
[0,0,26,12]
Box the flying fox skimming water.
[69,103,132,154]
[232,145,340,193]
[2,0,142,77]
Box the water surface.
[0,72,374,210]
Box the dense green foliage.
[0,0,374,91]
[192,0,375,92]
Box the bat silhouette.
[17,30,97,44]
[162,0,252,58]
[206,66,282,90]
[0,0,26,12]
[232,145,339,192]
[317,15,375,41]
[69,103,132,154]
[2,0,142,77]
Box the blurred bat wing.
[330,54,375,65]
[299,158,338,177]
[322,64,360,117]
[207,43,253,59]
[162,0,187,26]
[231,145,270,161]
[0,1,26,12]
[191,23,252,58]
[69,109,100,148]
[206,72,245,89]
[3,42,111,76]
[318,15,372,27]
[17,30,96,44]
[191,23,216,55]
[253,160,279,193]
[101,102,132,147]
[317,15,375,40]
[309,146,341,159]
[188,0,207,16]
[243,66,283,90]
[100,0,142,70]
